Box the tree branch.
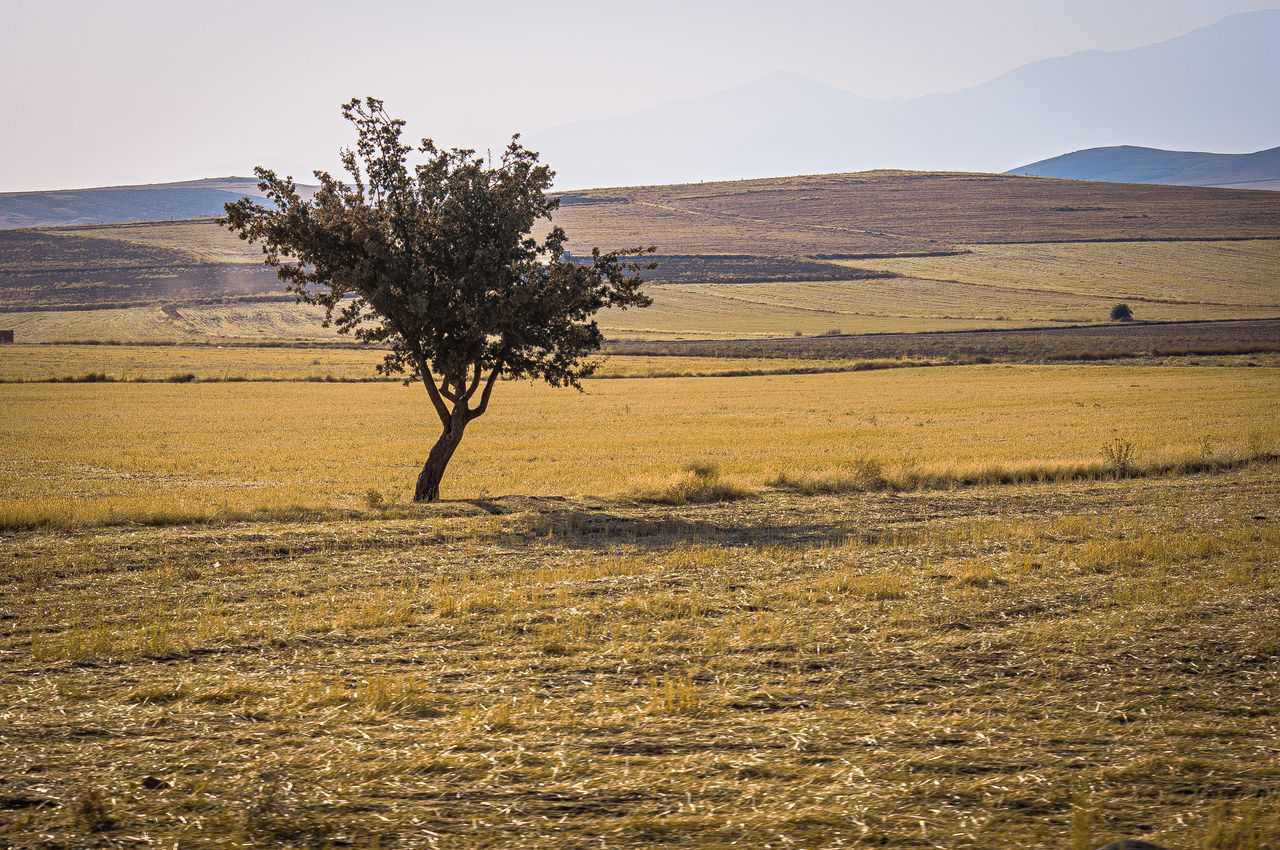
[416,353,453,429]
[468,361,505,422]
[461,361,483,402]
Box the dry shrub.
[72,789,116,833]
[648,674,704,715]
[1102,438,1137,478]
[821,569,911,600]
[636,462,754,505]
[956,563,1008,588]
[771,456,888,494]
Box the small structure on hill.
[1109,303,1134,322]
[0,330,14,344]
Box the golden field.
[1,363,1276,528]
[2,169,1279,847]
[2,463,1276,847]
[67,219,267,264]
[2,355,1278,847]
[4,237,1279,342]
[0,343,900,384]
[0,302,332,344]
[4,171,1279,342]
[597,238,1280,339]
[855,240,1280,324]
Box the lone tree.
[223,98,653,501]
[1110,303,1134,322]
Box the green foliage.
[223,98,652,396]
[1111,302,1135,321]
[222,98,653,499]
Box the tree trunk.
[414,422,466,502]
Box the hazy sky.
[2,0,1276,192]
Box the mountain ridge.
[1007,145,1280,191]
[0,177,319,230]
[5,11,1279,226]
[527,10,1280,190]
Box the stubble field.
[2,170,1279,847]
[2,463,1277,848]
[2,355,1279,847]
[2,362,1277,528]
[5,171,1280,342]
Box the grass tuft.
[771,456,888,493]
[636,462,755,505]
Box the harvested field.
[2,363,1276,527]
[2,168,1278,849]
[1,470,1276,847]
[555,172,1280,255]
[0,266,283,312]
[608,319,1280,362]
[855,240,1280,314]
[0,343,899,384]
[66,219,268,264]
[0,300,330,344]
[633,254,893,285]
[4,173,1278,343]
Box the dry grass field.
[2,354,1278,849]
[66,220,267,264]
[0,301,326,344]
[553,172,1280,254]
[597,241,1280,339]
[854,240,1280,324]
[609,319,1280,363]
[0,227,279,312]
[0,343,894,384]
[1,466,1277,848]
[2,170,1278,847]
[4,172,1278,342]
[2,363,1276,527]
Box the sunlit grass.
[3,471,1277,847]
[856,239,1280,320]
[0,343,917,383]
[2,363,1276,527]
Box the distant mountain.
[531,71,879,187]
[0,177,317,230]
[1006,145,1280,190]
[8,11,1278,225]
[528,10,1280,189]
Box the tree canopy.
[222,97,653,501]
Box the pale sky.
[1,0,1276,192]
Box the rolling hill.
[6,13,1276,228]
[1006,145,1280,191]
[3,171,1279,343]
[0,177,318,230]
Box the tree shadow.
[463,494,894,553]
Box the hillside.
[528,10,1280,189]
[0,177,318,230]
[551,171,1280,254]
[1007,145,1280,191]
[3,171,1279,341]
[0,225,279,311]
